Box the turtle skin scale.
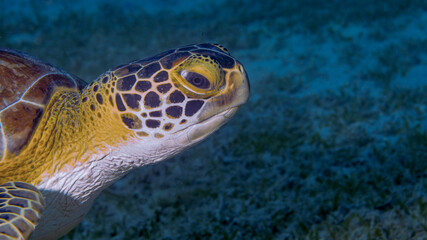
[0,182,45,240]
[0,43,249,240]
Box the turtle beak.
[177,61,249,144]
[197,61,250,122]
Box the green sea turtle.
[0,43,249,240]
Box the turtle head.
[166,45,249,145]
[91,43,249,163]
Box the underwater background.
[1,0,426,239]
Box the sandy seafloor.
[1,0,427,239]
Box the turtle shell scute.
[0,49,84,158]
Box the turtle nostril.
[238,64,244,73]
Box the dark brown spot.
[97,112,102,118]
[160,52,191,69]
[180,119,187,124]
[96,94,103,104]
[135,81,152,92]
[82,97,88,103]
[117,75,137,91]
[90,104,96,111]
[157,83,172,94]
[121,113,142,129]
[102,76,109,83]
[163,123,174,131]
[166,106,182,119]
[144,91,161,109]
[122,94,142,110]
[154,71,169,83]
[114,64,141,77]
[149,111,162,117]
[115,94,126,111]
[146,119,161,128]
[190,50,235,68]
[137,62,161,79]
[185,100,204,117]
[93,85,99,92]
[168,90,185,103]
[141,112,147,118]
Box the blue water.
[1,1,426,239]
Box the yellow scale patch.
[0,79,133,185]
[113,71,184,138]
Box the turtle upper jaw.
[197,62,250,123]
[173,64,249,145]
[189,107,239,143]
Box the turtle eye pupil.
[193,77,202,85]
[181,71,211,89]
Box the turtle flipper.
[0,182,45,240]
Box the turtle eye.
[180,70,211,89]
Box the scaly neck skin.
[0,72,146,196]
[35,75,142,188]
[28,77,157,240]
[30,72,192,240]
